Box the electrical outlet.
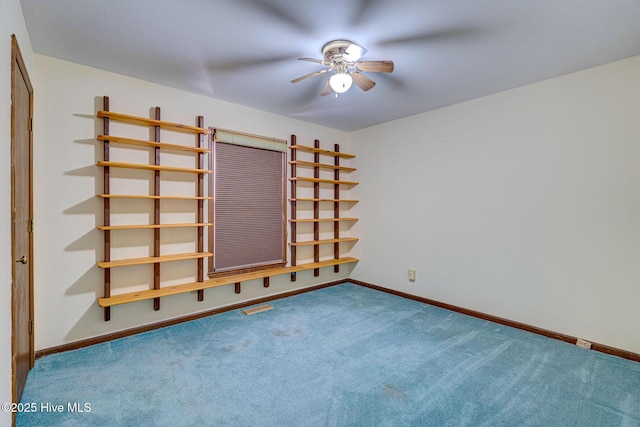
[576,338,592,350]
[408,268,416,282]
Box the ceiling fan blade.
[291,69,328,83]
[321,79,333,96]
[237,0,308,34]
[297,57,325,64]
[377,27,481,47]
[351,72,376,91]
[355,60,394,73]
[349,0,378,26]
[208,55,295,72]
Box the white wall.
[32,55,355,350]
[25,27,640,361]
[350,56,640,354]
[1,0,33,420]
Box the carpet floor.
[18,282,640,426]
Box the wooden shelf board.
[289,198,358,203]
[98,135,210,153]
[98,194,212,200]
[98,257,359,307]
[290,237,359,247]
[289,160,356,173]
[289,218,358,223]
[98,252,213,268]
[290,144,355,159]
[289,177,358,186]
[97,110,211,134]
[98,223,212,231]
[97,161,212,174]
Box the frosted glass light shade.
[329,72,353,93]
[344,43,366,61]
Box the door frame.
[11,34,34,408]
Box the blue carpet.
[18,282,640,426]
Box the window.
[208,129,287,275]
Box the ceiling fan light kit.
[291,40,394,97]
[330,72,353,93]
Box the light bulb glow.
[329,72,353,93]
[344,44,366,62]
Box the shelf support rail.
[196,116,206,302]
[153,107,161,311]
[290,135,297,281]
[313,139,320,277]
[334,144,340,273]
[102,96,111,321]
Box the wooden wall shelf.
[98,252,213,269]
[289,160,356,173]
[98,135,211,153]
[96,106,361,318]
[98,223,212,231]
[97,96,209,320]
[289,237,359,247]
[97,257,359,308]
[289,176,358,186]
[97,110,211,135]
[98,194,212,200]
[289,218,358,223]
[289,198,358,203]
[97,160,212,174]
[289,138,358,280]
[289,144,355,159]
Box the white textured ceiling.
[20,0,640,131]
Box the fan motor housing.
[322,40,354,63]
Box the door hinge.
[28,319,33,335]
[28,219,33,234]
[27,117,33,132]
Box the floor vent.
[243,305,274,316]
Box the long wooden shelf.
[98,194,212,200]
[289,177,358,185]
[289,198,359,203]
[98,257,359,307]
[289,237,359,247]
[98,223,212,231]
[290,144,355,159]
[98,252,212,269]
[98,135,211,153]
[289,160,356,173]
[289,217,358,223]
[97,110,211,135]
[97,161,212,174]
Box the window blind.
[213,139,286,272]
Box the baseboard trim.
[349,279,640,363]
[36,279,349,359]
[37,278,640,363]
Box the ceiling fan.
[291,40,394,96]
